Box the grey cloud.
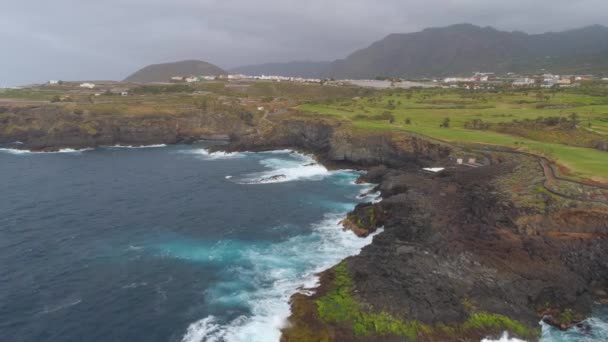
[1,0,607,85]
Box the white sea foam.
[262,149,294,154]
[423,167,445,173]
[183,316,227,342]
[182,148,245,160]
[237,153,331,184]
[0,148,92,155]
[179,213,382,342]
[38,298,82,315]
[172,150,382,341]
[539,317,608,341]
[108,144,167,149]
[358,190,382,204]
[482,332,526,342]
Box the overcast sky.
[1,0,607,86]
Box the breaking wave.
[539,314,608,341]
[106,144,167,149]
[236,153,331,184]
[0,148,92,155]
[174,213,380,342]
[181,148,245,160]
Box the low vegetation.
[299,85,608,183]
[312,262,538,341]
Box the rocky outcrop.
[341,203,387,237]
[282,159,608,341]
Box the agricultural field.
[299,87,608,182]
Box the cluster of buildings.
[169,74,322,84]
[171,76,217,83]
[442,72,600,89]
[47,80,97,89]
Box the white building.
[171,76,185,81]
[512,78,536,87]
[228,74,247,80]
[79,83,95,89]
[49,80,60,85]
[443,77,474,83]
[185,77,199,83]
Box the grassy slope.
[300,90,608,182]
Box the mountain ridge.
[326,23,608,78]
[124,60,226,83]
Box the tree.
[405,118,412,125]
[440,117,451,128]
[51,95,61,103]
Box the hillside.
[326,24,608,79]
[230,61,331,78]
[124,60,226,83]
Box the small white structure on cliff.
[79,83,95,89]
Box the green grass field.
[300,89,608,182]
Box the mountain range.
[125,24,608,82]
[327,23,608,79]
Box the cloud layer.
[1,0,607,85]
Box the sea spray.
[176,149,381,341]
[179,214,382,342]
[179,148,246,160]
[236,153,333,184]
[0,147,93,154]
[106,144,168,149]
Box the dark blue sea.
[0,144,379,342]
[0,144,606,342]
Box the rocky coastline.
[224,115,608,341]
[2,104,608,341]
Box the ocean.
[0,144,605,342]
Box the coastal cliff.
[0,104,256,150]
[224,115,452,168]
[2,104,607,341]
